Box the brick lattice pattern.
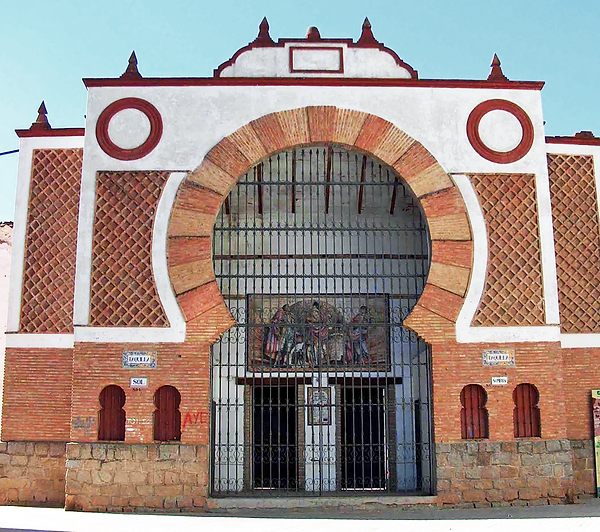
[469,173,545,326]
[90,171,169,327]
[548,154,600,333]
[20,149,82,332]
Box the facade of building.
[2,19,600,511]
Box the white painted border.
[453,173,561,343]
[535,161,560,325]
[561,334,600,348]
[73,171,187,343]
[6,136,84,334]
[453,173,487,341]
[5,333,74,349]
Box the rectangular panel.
[247,294,390,371]
[548,154,600,333]
[20,149,82,333]
[289,47,344,73]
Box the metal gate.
[211,145,434,495]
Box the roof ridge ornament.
[254,17,275,45]
[357,17,380,47]
[121,51,142,79]
[487,53,508,82]
[306,26,321,41]
[29,101,51,131]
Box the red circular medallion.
[96,97,163,161]
[466,99,534,164]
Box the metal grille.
[211,145,434,495]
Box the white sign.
[122,350,157,368]
[482,349,515,367]
[491,376,509,386]
[130,377,148,388]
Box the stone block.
[0,442,7,452]
[502,442,517,453]
[165,471,180,485]
[436,443,451,453]
[473,479,494,491]
[518,488,541,500]
[7,442,26,455]
[499,466,519,478]
[531,441,547,454]
[91,446,107,460]
[521,454,541,466]
[480,467,500,479]
[49,443,65,457]
[517,441,533,453]
[462,489,487,502]
[180,445,197,461]
[136,485,154,496]
[546,440,562,453]
[10,455,28,467]
[155,485,184,497]
[79,444,93,460]
[437,491,462,504]
[129,471,148,485]
[465,468,481,480]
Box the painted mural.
[247,295,390,370]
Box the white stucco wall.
[0,223,13,433]
[73,83,556,345]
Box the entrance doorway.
[210,144,434,495]
[252,386,298,490]
[341,386,386,490]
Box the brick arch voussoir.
[167,106,474,343]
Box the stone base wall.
[571,439,595,499]
[436,439,579,507]
[0,441,66,506]
[64,443,209,512]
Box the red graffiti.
[182,410,209,430]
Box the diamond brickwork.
[548,154,600,333]
[469,173,545,326]
[20,149,83,333]
[90,171,170,327]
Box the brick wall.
[64,443,208,512]
[1,348,73,441]
[71,343,211,445]
[431,342,566,442]
[0,441,66,506]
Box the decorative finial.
[487,53,508,82]
[120,51,142,79]
[357,17,379,46]
[254,17,275,45]
[306,26,321,41]
[30,101,51,131]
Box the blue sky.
[1,0,598,221]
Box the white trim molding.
[5,333,75,349]
[7,136,85,334]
